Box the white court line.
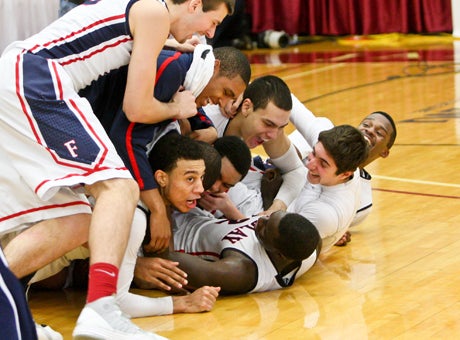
[283,63,346,80]
[373,175,460,188]
[329,53,359,62]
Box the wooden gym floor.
[30,34,460,339]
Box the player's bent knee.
[107,178,139,203]
[86,178,139,203]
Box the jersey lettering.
[64,139,78,157]
[216,217,250,225]
[222,224,255,244]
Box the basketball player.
[221,124,369,256]
[198,75,307,216]
[286,125,369,255]
[349,111,397,226]
[26,133,221,319]
[287,97,397,245]
[29,135,247,297]
[134,135,252,290]
[0,0,235,338]
[222,96,396,248]
[79,44,250,254]
[141,210,322,295]
[196,135,252,219]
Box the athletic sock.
[86,262,118,303]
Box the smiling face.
[358,113,394,165]
[156,158,205,212]
[238,100,290,149]
[306,142,351,186]
[195,72,247,110]
[170,1,229,42]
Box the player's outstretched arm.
[172,286,221,313]
[134,256,188,292]
[163,249,257,295]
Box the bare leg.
[71,178,156,338]
[4,214,90,278]
[5,177,138,278]
[85,177,139,267]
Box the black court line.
[372,187,460,199]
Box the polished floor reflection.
[30,35,460,339]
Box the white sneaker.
[35,323,63,340]
[72,296,167,340]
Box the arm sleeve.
[118,293,173,318]
[289,93,334,147]
[269,142,307,207]
[116,208,175,317]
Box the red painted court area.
[248,49,455,64]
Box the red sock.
[86,262,119,303]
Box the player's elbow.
[218,260,257,295]
[123,101,145,123]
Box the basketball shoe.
[72,296,166,339]
[36,323,63,340]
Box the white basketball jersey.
[173,213,318,292]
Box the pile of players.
[0,1,396,339]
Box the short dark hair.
[277,213,321,261]
[214,136,251,179]
[213,46,251,85]
[197,141,222,190]
[318,125,369,175]
[172,0,235,15]
[371,111,397,148]
[243,75,292,112]
[149,132,203,173]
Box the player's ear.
[189,0,202,12]
[213,59,221,74]
[338,170,354,181]
[380,148,390,158]
[241,98,253,117]
[155,170,168,188]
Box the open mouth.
[363,134,373,147]
[186,199,197,209]
[307,171,320,183]
[247,137,264,148]
[256,136,268,145]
